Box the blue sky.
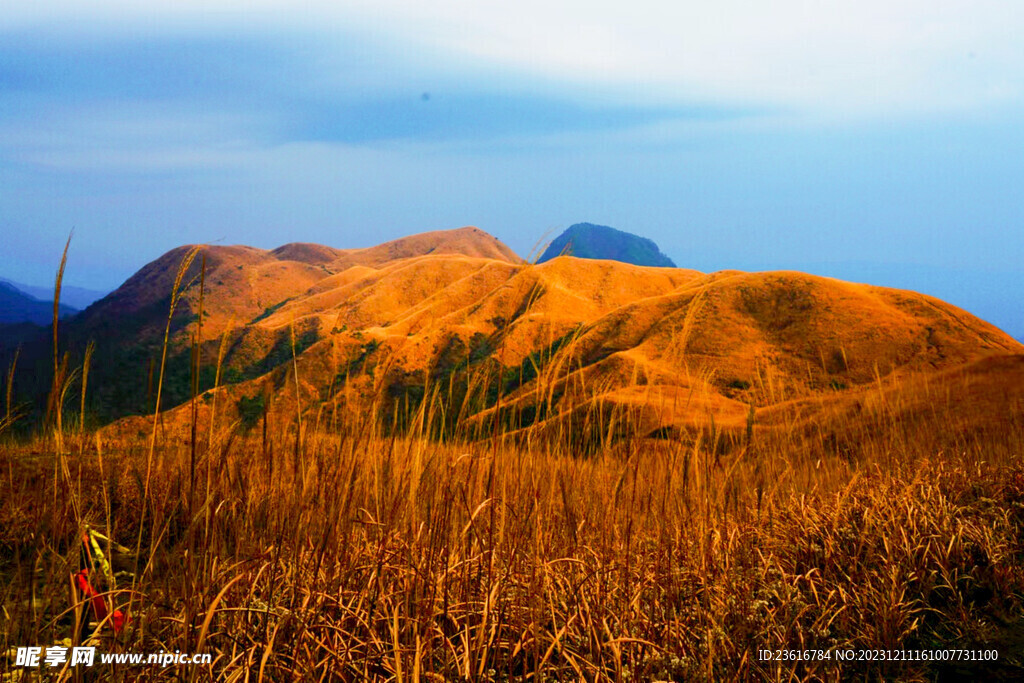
[1,1,1022,337]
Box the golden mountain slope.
[3,227,520,423]
[93,228,1021,447]
[328,226,522,270]
[74,226,517,339]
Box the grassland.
[2,240,1024,681]
[3,357,1024,682]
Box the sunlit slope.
[76,227,517,340]
[7,227,520,422]
[74,244,329,342]
[234,255,703,369]
[566,268,1017,401]
[438,265,1021,442]
[95,233,1022,441]
[745,352,1024,461]
[328,226,522,270]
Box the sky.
[1,1,1022,337]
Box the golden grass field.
[2,232,1024,681]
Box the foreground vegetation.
[3,402,1023,681]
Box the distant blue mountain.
[538,223,676,267]
[0,277,108,310]
[0,280,78,325]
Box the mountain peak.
[331,226,521,269]
[537,223,676,267]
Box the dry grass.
[3,383,1024,681]
[2,245,1024,681]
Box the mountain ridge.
[3,226,1021,446]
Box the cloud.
[0,28,756,175]
[4,1,1022,116]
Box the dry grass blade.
[135,245,203,575]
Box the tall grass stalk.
[134,245,202,576]
[5,346,19,429]
[189,254,205,523]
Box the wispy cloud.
[5,1,1022,115]
[0,28,756,173]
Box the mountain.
[2,227,521,422]
[5,225,1021,448]
[537,223,676,267]
[0,277,108,310]
[0,280,77,325]
[73,227,520,345]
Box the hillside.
[538,223,676,267]
[1,227,522,422]
[330,226,521,269]
[29,226,1014,447]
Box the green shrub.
[236,393,265,430]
